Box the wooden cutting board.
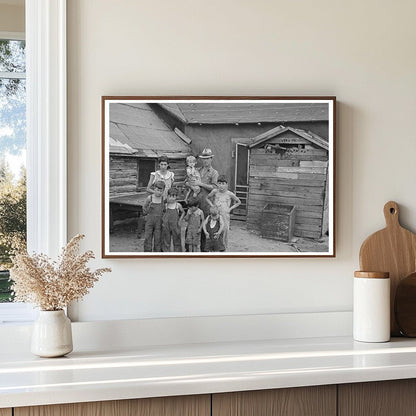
[359,201,416,336]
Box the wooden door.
[15,395,210,416]
[338,380,416,416]
[0,409,12,416]
[212,386,336,416]
[233,143,249,221]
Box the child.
[185,155,201,199]
[142,180,165,252]
[206,175,241,249]
[184,197,205,252]
[162,188,185,252]
[202,206,225,252]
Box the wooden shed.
[246,125,329,240]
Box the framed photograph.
[102,96,336,258]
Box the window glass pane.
[0,41,27,303]
[0,78,26,157]
[0,40,26,73]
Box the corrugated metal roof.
[161,103,328,124]
[109,136,137,154]
[109,103,190,157]
[158,104,187,123]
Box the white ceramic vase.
[31,310,73,357]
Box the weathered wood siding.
[169,159,187,185]
[184,121,328,191]
[247,147,328,239]
[110,156,188,198]
[109,156,138,198]
[168,158,188,199]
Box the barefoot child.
[184,197,204,252]
[206,175,241,250]
[162,188,185,252]
[202,206,225,252]
[143,180,165,252]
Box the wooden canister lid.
[354,271,389,279]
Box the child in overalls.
[143,180,165,252]
[184,197,205,252]
[202,206,225,252]
[162,188,184,252]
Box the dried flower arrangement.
[10,234,111,311]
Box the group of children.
[142,171,241,253]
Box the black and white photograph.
[102,97,335,257]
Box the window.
[0,37,26,305]
[0,0,67,323]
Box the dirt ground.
[109,220,329,253]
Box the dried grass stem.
[10,234,111,310]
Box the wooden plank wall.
[109,156,138,198]
[168,159,187,199]
[109,156,188,198]
[169,159,187,185]
[247,148,328,239]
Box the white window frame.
[0,31,32,323]
[0,0,67,324]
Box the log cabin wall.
[247,143,328,240]
[109,155,188,199]
[109,156,138,198]
[166,158,188,199]
[168,159,187,187]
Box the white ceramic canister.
[353,271,390,343]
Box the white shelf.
[2,335,416,408]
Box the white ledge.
[0,311,353,351]
[3,332,416,408]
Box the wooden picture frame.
[102,96,336,258]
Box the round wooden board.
[360,201,416,335]
[395,272,416,337]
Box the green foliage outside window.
[0,162,26,302]
[0,39,27,303]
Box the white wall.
[67,0,416,322]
